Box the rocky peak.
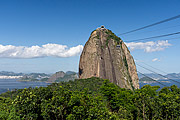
[79,27,139,90]
[48,71,65,83]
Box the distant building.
[101,25,105,28]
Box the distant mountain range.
[139,73,180,85]
[0,71,180,83]
[47,71,78,83]
[0,71,25,76]
[0,71,78,82]
[138,73,180,80]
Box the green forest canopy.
[0,77,179,120]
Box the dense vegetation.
[105,29,122,46]
[0,77,179,120]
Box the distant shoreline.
[0,76,22,79]
[17,79,49,83]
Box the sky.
[0,0,180,74]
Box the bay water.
[0,79,179,94]
[0,79,50,94]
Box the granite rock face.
[79,27,139,89]
[48,71,65,83]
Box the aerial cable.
[126,36,180,42]
[135,24,180,34]
[161,36,180,41]
[137,63,180,84]
[137,60,180,80]
[143,36,180,42]
[137,71,167,87]
[124,31,180,42]
[137,64,180,85]
[118,14,180,35]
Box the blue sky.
[0,0,180,73]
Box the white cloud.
[134,59,144,62]
[125,40,171,52]
[152,58,160,62]
[0,44,83,58]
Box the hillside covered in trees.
[0,77,179,120]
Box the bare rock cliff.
[48,71,65,83]
[79,26,139,89]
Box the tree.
[133,85,160,120]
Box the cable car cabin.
[116,45,121,48]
